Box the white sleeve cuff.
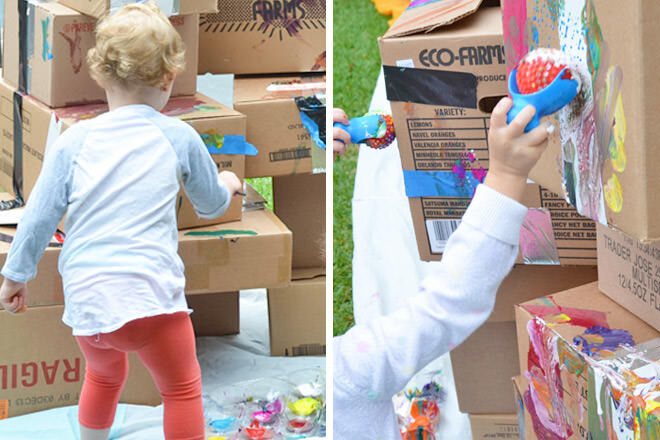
[461,184,528,246]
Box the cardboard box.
[515,282,660,439]
[267,272,325,356]
[0,83,247,229]
[0,305,160,418]
[234,75,325,178]
[2,0,198,107]
[59,0,217,19]
[188,291,239,337]
[273,173,325,270]
[501,0,660,242]
[597,223,660,333]
[378,5,597,263]
[468,414,518,440]
[179,209,292,294]
[0,208,292,305]
[451,264,597,414]
[198,0,326,75]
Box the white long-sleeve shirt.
[333,183,528,439]
[1,104,231,335]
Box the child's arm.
[0,126,83,312]
[179,127,240,219]
[334,99,550,401]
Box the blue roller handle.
[507,66,580,132]
[333,114,382,144]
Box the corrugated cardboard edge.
[384,0,483,38]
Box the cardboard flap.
[234,75,326,103]
[384,0,483,38]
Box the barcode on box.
[286,344,326,357]
[269,148,311,162]
[426,219,460,253]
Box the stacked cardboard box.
[194,0,329,357]
[0,0,305,419]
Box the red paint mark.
[59,30,83,74]
[522,300,609,329]
[311,51,326,71]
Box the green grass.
[333,0,389,336]
[246,177,273,210]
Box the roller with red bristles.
[507,48,581,132]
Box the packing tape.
[519,208,560,265]
[201,134,258,156]
[0,92,25,210]
[402,170,479,198]
[110,0,180,16]
[295,95,326,150]
[383,65,478,108]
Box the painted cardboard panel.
[515,282,660,439]
[502,0,660,242]
[198,0,326,74]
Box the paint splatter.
[42,18,53,61]
[604,173,623,213]
[573,326,634,357]
[59,30,83,74]
[522,302,609,329]
[609,90,627,172]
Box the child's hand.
[0,278,28,314]
[218,171,243,197]
[484,98,552,202]
[333,108,351,159]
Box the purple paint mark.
[471,167,487,183]
[408,0,444,8]
[452,160,466,181]
[573,325,635,356]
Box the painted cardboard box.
[0,207,292,305]
[501,0,660,243]
[273,172,325,271]
[198,0,326,75]
[267,271,325,356]
[2,0,198,108]
[59,0,217,19]
[378,2,597,263]
[0,305,160,419]
[468,414,518,440]
[234,75,325,178]
[515,282,660,439]
[597,223,660,334]
[0,81,250,230]
[451,264,598,414]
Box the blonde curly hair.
[87,1,185,89]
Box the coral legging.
[75,312,204,440]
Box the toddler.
[333,99,552,438]
[0,3,241,439]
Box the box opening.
[478,95,506,114]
